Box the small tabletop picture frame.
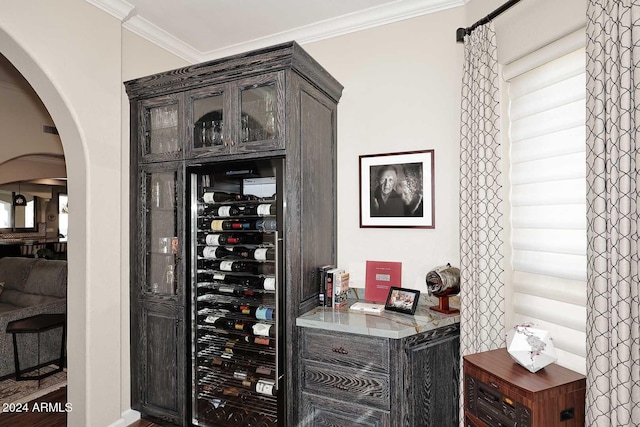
[384,286,420,315]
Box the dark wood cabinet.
[126,42,342,426]
[132,301,185,422]
[298,323,460,427]
[463,348,586,427]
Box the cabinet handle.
[489,381,499,389]
[332,347,348,355]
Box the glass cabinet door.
[140,95,182,161]
[189,86,230,156]
[143,167,181,296]
[237,72,285,150]
[193,93,224,148]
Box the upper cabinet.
[187,72,285,158]
[138,94,183,163]
[127,43,341,165]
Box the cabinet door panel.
[138,163,183,298]
[139,302,184,423]
[187,84,232,158]
[139,95,183,162]
[408,334,460,427]
[301,392,390,427]
[235,72,285,152]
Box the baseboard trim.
[107,408,141,427]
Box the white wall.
[304,6,465,297]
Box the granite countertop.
[296,300,460,339]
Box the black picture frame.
[384,286,420,315]
[359,149,435,228]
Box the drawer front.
[301,328,389,373]
[465,364,531,405]
[302,360,390,410]
[301,392,390,427]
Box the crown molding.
[200,0,467,60]
[85,0,135,21]
[123,15,203,63]
[106,0,466,63]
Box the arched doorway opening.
[0,28,88,424]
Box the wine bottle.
[206,357,234,370]
[233,370,249,381]
[252,323,275,337]
[203,315,235,330]
[198,204,241,217]
[258,263,276,275]
[198,246,233,259]
[210,220,226,231]
[221,220,254,230]
[197,233,228,246]
[232,247,276,261]
[234,320,256,333]
[255,365,272,376]
[263,277,276,291]
[237,203,276,217]
[255,306,274,320]
[239,304,257,316]
[202,191,241,203]
[198,233,267,245]
[256,203,277,217]
[199,259,262,274]
[200,273,269,290]
[222,387,241,397]
[255,379,276,396]
[255,219,277,231]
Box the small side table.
[6,313,66,381]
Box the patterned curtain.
[459,23,505,422]
[586,1,640,425]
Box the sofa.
[0,257,67,379]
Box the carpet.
[0,366,66,405]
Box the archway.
[0,28,88,425]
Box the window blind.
[505,36,586,374]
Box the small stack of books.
[316,265,350,309]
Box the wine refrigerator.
[188,157,284,427]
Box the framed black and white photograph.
[359,150,434,228]
[384,286,420,315]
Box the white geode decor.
[506,323,557,373]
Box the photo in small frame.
[359,150,434,228]
[384,286,420,315]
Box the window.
[0,199,10,228]
[0,189,38,231]
[58,193,68,240]
[504,31,587,374]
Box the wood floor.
[0,387,163,427]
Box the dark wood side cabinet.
[463,348,586,427]
[297,312,460,427]
[125,42,342,426]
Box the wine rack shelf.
[193,181,280,426]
